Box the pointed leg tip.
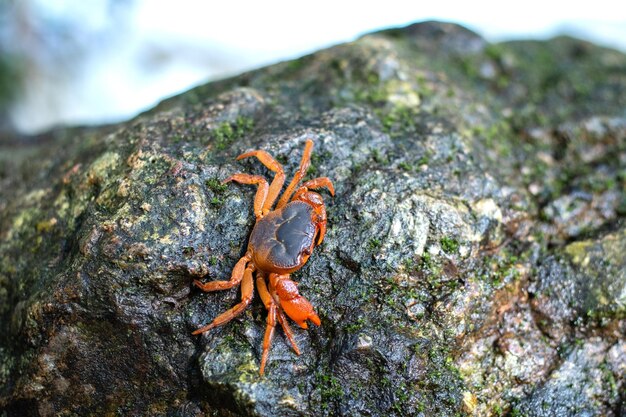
[326,180,336,196]
[288,338,301,355]
[192,324,214,335]
[310,314,321,326]
[235,152,252,161]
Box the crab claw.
[274,278,321,328]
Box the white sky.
[9,0,626,133]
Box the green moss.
[471,121,516,159]
[380,106,417,136]
[355,86,388,105]
[372,149,388,165]
[367,238,382,252]
[402,257,417,272]
[206,177,228,207]
[316,371,344,410]
[206,178,228,193]
[212,116,254,150]
[420,253,433,270]
[366,71,380,86]
[416,153,430,166]
[457,55,480,80]
[440,237,459,254]
[392,381,410,413]
[398,161,412,171]
[307,149,330,177]
[210,196,224,207]
[599,361,618,397]
[344,317,366,333]
[564,241,593,265]
[476,249,522,289]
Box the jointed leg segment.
[256,275,276,375]
[236,149,285,214]
[276,139,314,208]
[300,177,335,196]
[257,274,301,374]
[193,263,256,335]
[274,300,301,355]
[227,140,333,216]
[193,252,252,292]
[222,174,268,218]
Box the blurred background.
[0,0,625,135]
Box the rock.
[515,338,624,417]
[529,228,626,342]
[1,21,625,416]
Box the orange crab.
[193,139,334,375]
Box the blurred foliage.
[0,1,22,131]
[0,53,21,111]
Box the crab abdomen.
[248,201,316,273]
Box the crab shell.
[249,200,320,274]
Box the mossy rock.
[1,21,625,417]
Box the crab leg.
[236,149,285,214]
[257,275,302,375]
[256,275,277,375]
[275,306,301,355]
[192,264,255,334]
[193,252,252,292]
[299,177,335,196]
[275,139,313,209]
[223,174,268,218]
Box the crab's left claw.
[274,278,320,328]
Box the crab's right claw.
[275,278,321,328]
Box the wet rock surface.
[1,21,625,416]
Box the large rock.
[1,21,624,416]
